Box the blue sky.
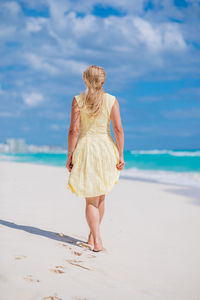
[0,0,200,150]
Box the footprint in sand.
[58,243,92,256]
[57,242,96,269]
[14,255,27,260]
[50,266,65,274]
[65,259,94,271]
[86,253,96,258]
[72,249,96,258]
[58,241,97,260]
[24,275,40,283]
[42,297,62,300]
[76,241,93,250]
[57,242,71,249]
[71,250,82,256]
[56,232,65,237]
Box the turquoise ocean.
[1,149,200,188]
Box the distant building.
[0,138,65,153]
[0,143,9,152]
[27,144,65,153]
[6,138,27,153]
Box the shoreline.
[1,159,200,190]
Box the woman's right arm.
[111,98,125,171]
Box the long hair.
[79,65,106,119]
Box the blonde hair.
[79,65,106,118]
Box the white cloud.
[164,108,200,119]
[26,17,48,33]
[133,17,186,52]
[55,58,88,75]
[1,1,21,15]
[47,0,144,16]
[25,53,59,75]
[46,0,71,28]
[0,25,16,39]
[50,124,60,131]
[24,52,88,76]
[22,92,45,107]
[0,111,21,117]
[133,17,162,51]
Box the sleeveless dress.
[67,92,120,198]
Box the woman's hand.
[66,154,73,172]
[116,156,125,170]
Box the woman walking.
[66,65,125,252]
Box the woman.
[66,65,125,252]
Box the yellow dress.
[67,92,120,198]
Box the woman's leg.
[87,195,105,245]
[85,195,104,251]
[98,194,105,222]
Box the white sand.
[0,161,200,300]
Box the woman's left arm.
[66,97,80,172]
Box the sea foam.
[121,168,200,188]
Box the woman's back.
[74,92,116,138]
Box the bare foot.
[87,232,94,246]
[93,239,105,252]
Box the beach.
[1,161,200,300]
